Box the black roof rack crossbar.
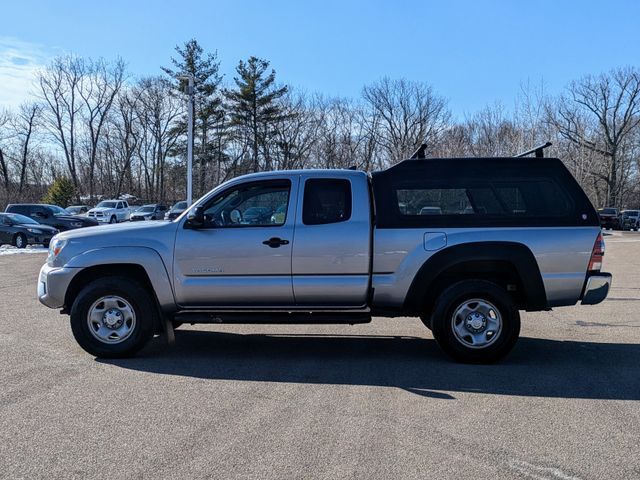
[409,144,428,159]
[515,142,553,158]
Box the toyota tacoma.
[37,156,611,362]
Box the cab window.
[303,179,352,225]
[203,180,291,228]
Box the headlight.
[47,238,67,264]
[26,228,43,234]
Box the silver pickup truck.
[38,157,611,362]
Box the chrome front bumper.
[581,273,612,305]
[38,263,79,309]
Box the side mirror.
[185,206,205,229]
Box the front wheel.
[109,216,117,224]
[431,280,520,363]
[69,277,157,358]
[13,233,27,249]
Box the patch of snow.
[0,245,47,255]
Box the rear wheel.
[430,280,520,363]
[13,233,27,249]
[70,276,157,358]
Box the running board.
[174,311,372,325]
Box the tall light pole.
[178,74,195,206]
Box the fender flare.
[403,241,548,312]
[65,246,176,312]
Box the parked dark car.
[621,210,640,231]
[66,205,90,215]
[5,204,98,231]
[597,207,620,230]
[0,213,58,248]
[130,204,168,221]
[164,201,188,221]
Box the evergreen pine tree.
[225,57,288,172]
[163,39,225,195]
[42,177,76,207]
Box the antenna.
[515,142,552,158]
[410,144,428,159]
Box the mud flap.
[163,316,175,346]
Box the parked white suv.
[87,200,130,224]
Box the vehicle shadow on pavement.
[99,331,640,400]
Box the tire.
[109,216,117,224]
[69,276,157,358]
[13,233,27,249]
[43,241,50,248]
[430,280,520,363]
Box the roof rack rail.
[409,144,428,159]
[515,142,552,158]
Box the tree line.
[0,39,638,209]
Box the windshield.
[599,208,618,215]
[4,213,38,225]
[96,201,117,208]
[173,201,188,210]
[139,206,155,212]
[49,205,71,216]
[622,210,639,217]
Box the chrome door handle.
[262,237,289,248]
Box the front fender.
[65,246,176,312]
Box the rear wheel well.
[64,264,163,333]
[419,260,526,318]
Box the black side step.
[174,311,372,325]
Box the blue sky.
[1,0,639,118]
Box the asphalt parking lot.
[0,232,639,480]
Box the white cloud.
[0,37,58,110]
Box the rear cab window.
[302,179,352,225]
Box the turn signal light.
[588,233,605,271]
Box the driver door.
[173,177,298,307]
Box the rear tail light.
[588,232,605,271]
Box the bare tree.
[0,110,11,192]
[78,58,126,200]
[11,103,42,193]
[362,77,450,165]
[38,56,85,192]
[311,97,367,169]
[548,67,640,207]
[134,77,182,201]
[267,91,317,170]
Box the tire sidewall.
[431,280,520,363]
[70,277,156,358]
[14,233,27,249]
